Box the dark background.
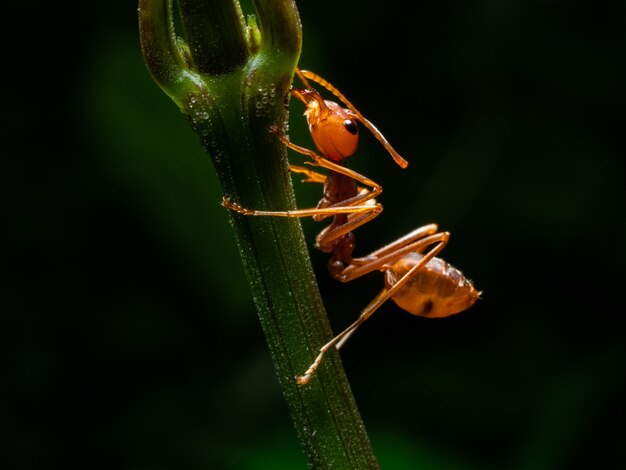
[5,1,625,468]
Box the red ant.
[223,68,479,384]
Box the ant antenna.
[296,68,409,169]
[295,68,314,90]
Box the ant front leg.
[289,164,367,195]
[222,196,378,219]
[270,125,383,204]
[223,129,384,220]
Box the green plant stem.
[139,1,379,468]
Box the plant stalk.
[138,1,379,467]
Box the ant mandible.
[223,68,479,385]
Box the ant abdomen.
[385,253,480,318]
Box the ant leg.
[340,226,446,282]
[289,165,368,195]
[296,231,449,384]
[262,164,376,225]
[296,291,386,385]
[314,203,382,250]
[288,164,327,185]
[361,224,439,259]
[223,162,383,220]
[335,232,449,347]
[333,289,388,351]
[222,165,339,219]
[222,195,376,219]
[224,130,382,217]
[288,165,384,246]
[272,127,383,203]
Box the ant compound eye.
[343,119,358,135]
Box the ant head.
[293,87,359,161]
[292,69,409,168]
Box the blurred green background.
[5,1,625,469]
